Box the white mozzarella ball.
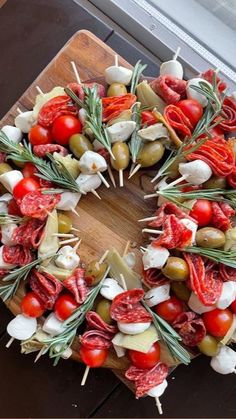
[0,193,13,203]
[106,121,136,143]
[216,281,236,310]
[144,284,170,307]
[42,313,65,336]
[147,379,168,397]
[142,245,170,270]
[0,170,23,193]
[0,245,17,269]
[1,125,23,143]
[1,223,17,245]
[186,78,212,107]
[179,160,212,185]
[55,245,80,270]
[210,346,236,375]
[78,108,87,126]
[56,191,81,211]
[117,321,151,335]
[7,314,37,340]
[188,292,215,314]
[181,218,198,244]
[160,59,183,79]
[79,151,107,174]
[105,66,133,85]
[14,111,35,133]
[100,278,124,301]
[0,202,8,214]
[76,173,101,193]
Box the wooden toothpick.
[91,189,101,200]
[59,237,80,246]
[119,273,127,291]
[119,169,124,187]
[17,107,22,114]
[138,216,157,223]
[114,54,119,67]
[73,238,82,252]
[123,240,130,257]
[5,337,14,348]
[81,365,90,386]
[173,46,181,61]
[107,166,116,188]
[128,163,141,179]
[97,171,110,188]
[142,228,163,235]
[70,207,80,218]
[71,60,81,84]
[36,85,43,94]
[52,233,75,238]
[99,250,109,264]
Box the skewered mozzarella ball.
[100,278,124,301]
[1,125,23,143]
[0,170,23,193]
[105,65,133,85]
[160,57,183,79]
[147,379,168,398]
[55,245,80,270]
[216,281,236,310]
[106,121,136,143]
[76,173,101,193]
[188,292,215,314]
[210,346,236,374]
[179,160,212,185]
[42,313,65,336]
[56,191,81,211]
[142,245,170,270]
[14,111,36,133]
[79,151,107,174]
[7,314,37,340]
[186,78,212,107]
[180,218,198,244]
[144,284,170,307]
[117,321,151,335]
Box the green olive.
[0,163,13,175]
[110,142,130,171]
[107,83,127,97]
[196,227,225,248]
[58,213,72,234]
[137,141,164,168]
[107,110,132,126]
[197,334,220,356]
[96,298,112,324]
[168,156,186,179]
[171,281,191,302]
[85,260,108,286]
[162,257,189,281]
[203,176,227,189]
[69,134,93,158]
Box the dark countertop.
[0,1,236,417]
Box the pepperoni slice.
[63,268,88,304]
[38,95,77,127]
[164,105,193,138]
[152,214,192,249]
[12,219,45,249]
[33,144,68,158]
[149,202,194,228]
[150,75,187,104]
[102,94,136,122]
[2,245,34,266]
[29,269,63,309]
[125,363,168,398]
[211,202,235,232]
[20,191,60,220]
[142,268,169,288]
[110,289,152,324]
[173,311,206,347]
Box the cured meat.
[38,95,77,127]
[218,97,236,132]
[219,264,236,282]
[0,269,8,278]
[30,269,63,309]
[80,311,117,350]
[150,75,187,104]
[125,363,168,398]
[67,82,105,101]
[97,148,110,163]
[33,144,68,158]
[152,214,192,249]
[3,245,34,266]
[12,219,45,249]
[227,166,236,189]
[211,202,235,232]
[149,202,194,228]
[0,153,6,163]
[20,191,60,220]
[173,311,206,346]
[63,268,88,304]
[184,253,223,305]
[201,69,227,93]
[142,268,169,288]
[164,105,193,138]
[102,94,136,122]
[185,138,235,177]
[110,289,152,324]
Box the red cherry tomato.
[176,99,203,127]
[203,308,233,338]
[155,296,184,324]
[230,299,236,313]
[21,291,45,318]
[54,294,79,321]
[8,198,22,216]
[128,342,160,369]
[141,111,157,126]
[28,124,52,146]
[79,345,108,367]
[51,115,82,145]
[189,199,213,227]
[22,163,39,181]
[13,178,40,200]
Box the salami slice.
[20,191,60,220]
[86,311,117,334]
[13,219,45,249]
[142,268,169,288]
[227,166,236,189]
[152,214,192,249]
[150,75,187,104]
[125,363,169,398]
[149,202,194,228]
[0,152,6,163]
[218,97,236,132]
[173,311,206,346]
[63,268,88,304]
[80,329,113,349]
[219,264,236,282]
[67,82,105,102]
[164,105,193,138]
[2,245,34,266]
[30,269,63,309]
[33,144,68,158]
[110,289,152,324]
[211,202,235,232]
[38,95,77,127]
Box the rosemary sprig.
[0,213,22,225]
[41,266,110,365]
[143,302,191,365]
[130,60,147,94]
[0,131,82,193]
[184,247,236,269]
[129,102,142,163]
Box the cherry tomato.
[22,163,39,181]
[176,99,203,127]
[80,345,108,367]
[54,294,79,321]
[28,124,52,146]
[8,198,22,216]
[230,299,236,314]
[13,178,40,200]
[128,342,160,369]
[189,199,213,227]
[52,115,82,145]
[141,111,157,126]
[203,308,233,338]
[155,296,184,323]
[21,291,45,318]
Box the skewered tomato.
[52,115,82,145]
[128,342,160,369]
[22,163,39,180]
[176,99,203,127]
[21,291,45,318]
[230,299,236,313]
[79,346,108,367]
[54,294,79,321]
[28,124,52,145]
[203,308,233,338]
[155,296,184,323]
[13,178,40,200]
[141,111,157,126]
[189,199,212,227]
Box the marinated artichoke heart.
[224,227,236,251]
[136,80,166,113]
[112,325,158,353]
[106,248,141,290]
[21,328,48,354]
[38,209,59,259]
[53,152,80,179]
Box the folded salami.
[125,363,169,398]
[20,191,61,220]
[33,144,68,158]
[30,269,63,309]
[3,245,34,266]
[173,311,206,346]
[110,289,152,324]
[149,202,194,228]
[13,219,45,249]
[150,75,187,104]
[152,214,192,249]
[211,202,235,232]
[63,268,88,304]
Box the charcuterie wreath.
[1,45,236,415]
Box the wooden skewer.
[99,250,109,264]
[97,171,110,188]
[142,228,163,235]
[119,169,124,187]
[123,240,130,257]
[155,397,163,415]
[70,207,80,218]
[91,189,101,200]
[59,237,80,246]
[107,165,116,188]
[71,60,81,84]
[73,238,82,252]
[52,233,75,238]
[120,273,127,291]
[34,346,46,363]
[36,85,43,94]
[45,210,57,220]
[151,172,162,183]
[129,162,135,178]
[5,337,14,348]
[71,227,80,233]
[162,174,188,190]
[114,54,119,67]
[144,192,158,200]
[17,107,22,114]
[138,216,158,223]
[128,163,141,179]
[81,365,90,386]
[173,46,181,61]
